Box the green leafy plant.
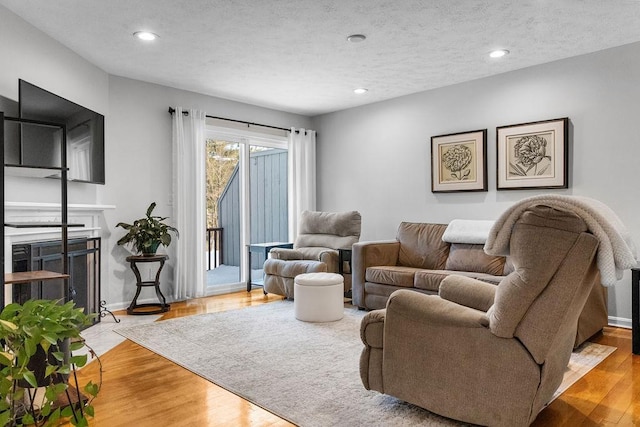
[0,299,100,426]
[116,202,179,255]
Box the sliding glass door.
[205,124,288,295]
[205,137,241,291]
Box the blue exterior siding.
[218,149,288,267]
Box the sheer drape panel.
[172,108,207,299]
[288,128,317,241]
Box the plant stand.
[126,255,170,315]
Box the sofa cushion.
[413,270,449,292]
[263,259,327,278]
[365,266,420,288]
[414,269,505,292]
[297,246,335,259]
[445,243,506,276]
[396,222,450,269]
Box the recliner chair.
[360,205,602,426]
[263,210,361,299]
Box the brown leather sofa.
[352,220,608,347]
[359,206,604,426]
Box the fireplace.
[3,201,114,323]
[12,237,101,326]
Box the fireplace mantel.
[4,201,115,268]
[5,201,116,213]
[5,202,115,232]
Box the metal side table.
[247,242,293,292]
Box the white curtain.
[172,107,207,299]
[288,128,317,240]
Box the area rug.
[115,301,615,426]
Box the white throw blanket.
[442,219,495,244]
[484,195,637,286]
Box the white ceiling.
[2,0,640,116]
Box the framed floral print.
[431,129,487,193]
[496,118,568,190]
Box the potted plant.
[116,202,179,255]
[0,299,100,426]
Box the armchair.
[263,210,361,298]
[360,205,601,426]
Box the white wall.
[103,76,311,307]
[312,42,640,323]
[0,6,109,204]
[0,6,312,310]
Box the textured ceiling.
[2,0,640,116]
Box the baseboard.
[102,301,129,313]
[206,283,247,296]
[101,301,636,330]
[101,296,177,314]
[100,285,248,313]
[608,316,632,329]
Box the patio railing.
[207,227,223,270]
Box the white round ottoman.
[294,272,344,322]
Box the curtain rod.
[168,107,303,134]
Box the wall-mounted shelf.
[4,164,67,179]
[4,271,69,285]
[5,222,84,228]
[5,164,66,170]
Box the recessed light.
[347,34,366,43]
[354,88,368,94]
[134,31,159,41]
[489,49,509,58]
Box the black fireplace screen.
[12,237,101,326]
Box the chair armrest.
[439,275,497,313]
[360,309,386,349]
[352,240,400,307]
[387,289,489,328]
[269,248,304,260]
[360,309,386,390]
[319,249,339,272]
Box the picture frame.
[431,129,487,193]
[496,117,568,190]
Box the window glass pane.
[205,138,240,286]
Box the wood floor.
[73,290,639,426]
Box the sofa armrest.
[269,248,304,260]
[439,275,497,313]
[352,240,400,308]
